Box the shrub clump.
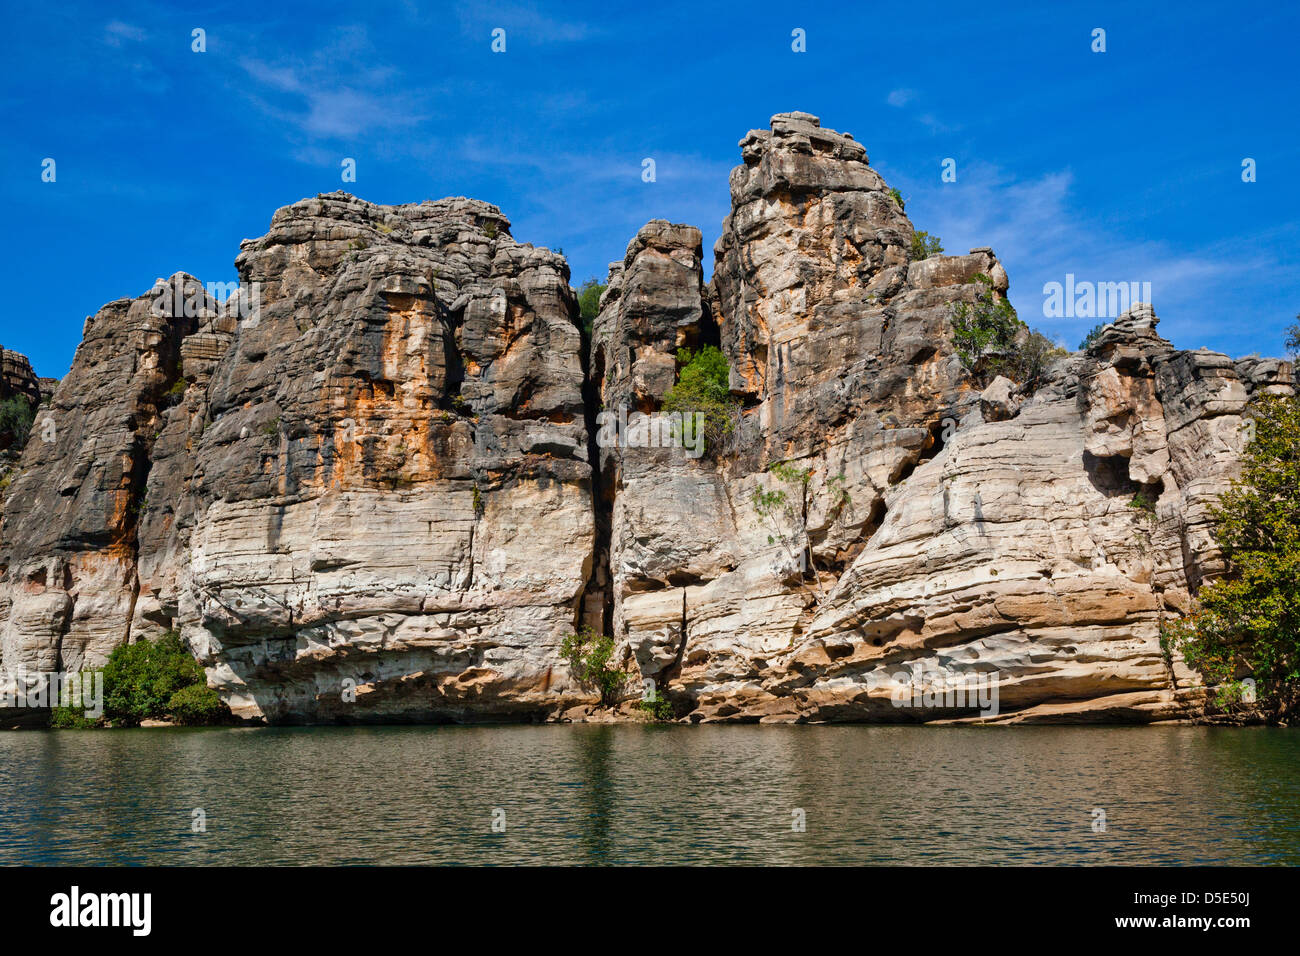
[1170,394,1300,716]
[949,274,1064,389]
[49,705,98,729]
[0,396,35,448]
[559,625,627,707]
[909,230,943,260]
[166,683,228,725]
[102,630,228,727]
[1128,489,1158,523]
[577,278,606,333]
[661,346,741,455]
[635,691,675,721]
[1078,323,1110,351]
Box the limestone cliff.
[0,113,1291,724]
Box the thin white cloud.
[235,26,428,142]
[452,1,600,43]
[889,159,1278,352]
[885,90,954,133]
[104,20,146,46]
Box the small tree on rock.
[1170,393,1300,717]
[949,274,1064,390]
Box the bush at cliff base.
[1173,393,1300,714]
[101,630,229,726]
[48,705,97,729]
[560,625,625,707]
[166,683,228,725]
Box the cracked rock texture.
[0,113,1291,724]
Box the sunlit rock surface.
[0,115,1291,724]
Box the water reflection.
[0,725,1296,865]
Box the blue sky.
[2,0,1297,378]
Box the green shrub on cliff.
[661,346,741,454]
[949,274,1064,388]
[949,274,1019,374]
[0,396,34,447]
[560,625,626,707]
[1171,393,1300,714]
[909,230,943,260]
[1079,322,1109,351]
[103,630,227,726]
[577,278,606,333]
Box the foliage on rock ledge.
[753,461,852,611]
[560,625,626,707]
[560,625,680,719]
[577,277,606,334]
[949,274,1064,389]
[0,396,34,448]
[661,345,741,455]
[1171,393,1300,715]
[1079,322,1110,351]
[909,230,944,260]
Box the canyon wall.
[1,112,1291,724]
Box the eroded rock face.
[0,283,197,687]
[1,196,594,722]
[0,348,43,481]
[0,349,41,411]
[592,114,1292,724]
[0,115,1291,724]
[180,196,596,722]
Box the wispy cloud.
[884,88,953,134]
[234,25,429,146]
[103,20,146,47]
[450,1,602,43]
[890,160,1278,352]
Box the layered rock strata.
[0,113,1290,724]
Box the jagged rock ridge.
[0,113,1292,724]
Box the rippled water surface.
[1,725,1297,865]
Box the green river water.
[1,724,1296,865]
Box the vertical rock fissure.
[662,586,689,695]
[580,332,614,636]
[118,344,191,649]
[117,434,156,650]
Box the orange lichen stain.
[107,488,131,531]
[103,491,142,556]
[71,549,136,580]
[319,299,458,491]
[840,239,864,289]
